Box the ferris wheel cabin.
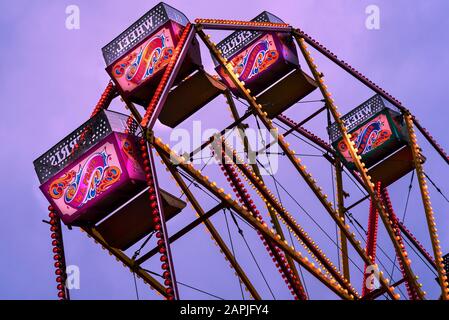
[102,2,227,128]
[328,95,424,186]
[214,11,318,118]
[33,110,186,249]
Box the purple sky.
[1,0,448,300]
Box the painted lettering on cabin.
[116,16,155,54]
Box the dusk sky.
[1,0,448,300]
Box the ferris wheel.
[33,2,449,300]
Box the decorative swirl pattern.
[97,166,121,193]
[112,33,174,86]
[354,121,382,155]
[48,171,76,199]
[122,139,135,158]
[126,35,164,82]
[48,149,122,209]
[338,117,391,158]
[113,53,137,78]
[234,38,278,81]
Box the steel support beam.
[82,227,168,298]
[154,138,354,299]
[224,91,307,298]
[295,33,423,299]
[405,114,449,299]
[141,24,196,128]
[292,28,449,166]
[219,138,358,297]
[198,25,395,299]
[135,202,225,265]
[159,152,262,300]
[397,221,437,270]
[335,159,350,281]
[194,19,292,33]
